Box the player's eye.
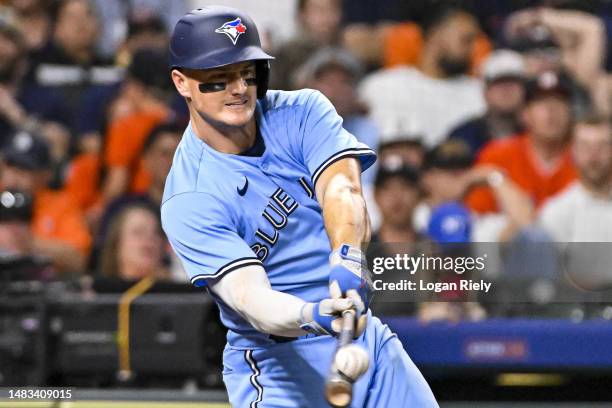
[244,77,257,86]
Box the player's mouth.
[225,99,248,108]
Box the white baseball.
[334,344,370,381]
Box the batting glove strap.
[299,302,333,336]
[329,244,366,276]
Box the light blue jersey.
[162,89,438,407]
[161,89,375,347]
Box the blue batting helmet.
[169,6,274,99]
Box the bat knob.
[325,376,353,408]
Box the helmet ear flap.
[256,60,270,99]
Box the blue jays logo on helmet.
[215,17,247,45]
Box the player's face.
[180,62,258,128]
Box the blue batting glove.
[299,298,354,336]
[329,244,372,312]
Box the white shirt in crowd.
[538,182,612,242]
[358,66,485,148]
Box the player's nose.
[226,76,249,95]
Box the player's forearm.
[233,286,308,337]
[317,159,370,249]
[210,265,308,337]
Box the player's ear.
[171,69,192,99]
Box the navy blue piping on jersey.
[311,147,376,188]
[190,257,263,287]
[245,350,263,408]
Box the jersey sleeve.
[297,90,376,187]
[161,192,263,287]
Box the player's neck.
[190,111,257,154]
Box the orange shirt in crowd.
[465,134,577,213]
[383,22,492,74]
[33,189,92,255]
[104,108,167,193]
[64,152,101,211]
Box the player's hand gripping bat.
[325,309,369,407]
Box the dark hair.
[142,123,183,154]
[51,0,97,24]
[128,48,174,95]
[99,202,163,279]
[423,139,474,170]
[375,164,420,189]
[421,3,473,37]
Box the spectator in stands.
[371,156,421,244]
[419,139,534,242]
[0,189,55,280]
[28,0,123,134]
[115,13,169,66]
[358,5,485,148]
[270,0,342,90]
[0,189,34,257]
[539,115,612,241]
[449,50,526,157]
[367,157,422,317]
[101,48,174,204]
[0,131,91,273]
[378,138,425,170]
[296,47,378,185]
[0,20,70,151]
[9,0,53,53]
[505,8,607,116]
[91,0,189,59]
[98,123,182,241]
[466,71,577,215]
[77,13,176,155]
[99,202,170,281]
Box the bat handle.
[325,309,357,407]
[338,309,356,347]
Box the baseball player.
[161,6,438,407]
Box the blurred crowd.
[0,0,611,316]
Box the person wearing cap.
[296,47,379,186]
[0,189,55,280]
[0,131,91,273]
[448,50,526,157]
[466,70,577,216]
[162,6,438,407]
[419,139,534,243]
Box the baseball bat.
[325,308,356,408]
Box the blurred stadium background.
[1,0,612,406]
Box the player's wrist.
[329,244,366,277]
[299,302,330,336]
